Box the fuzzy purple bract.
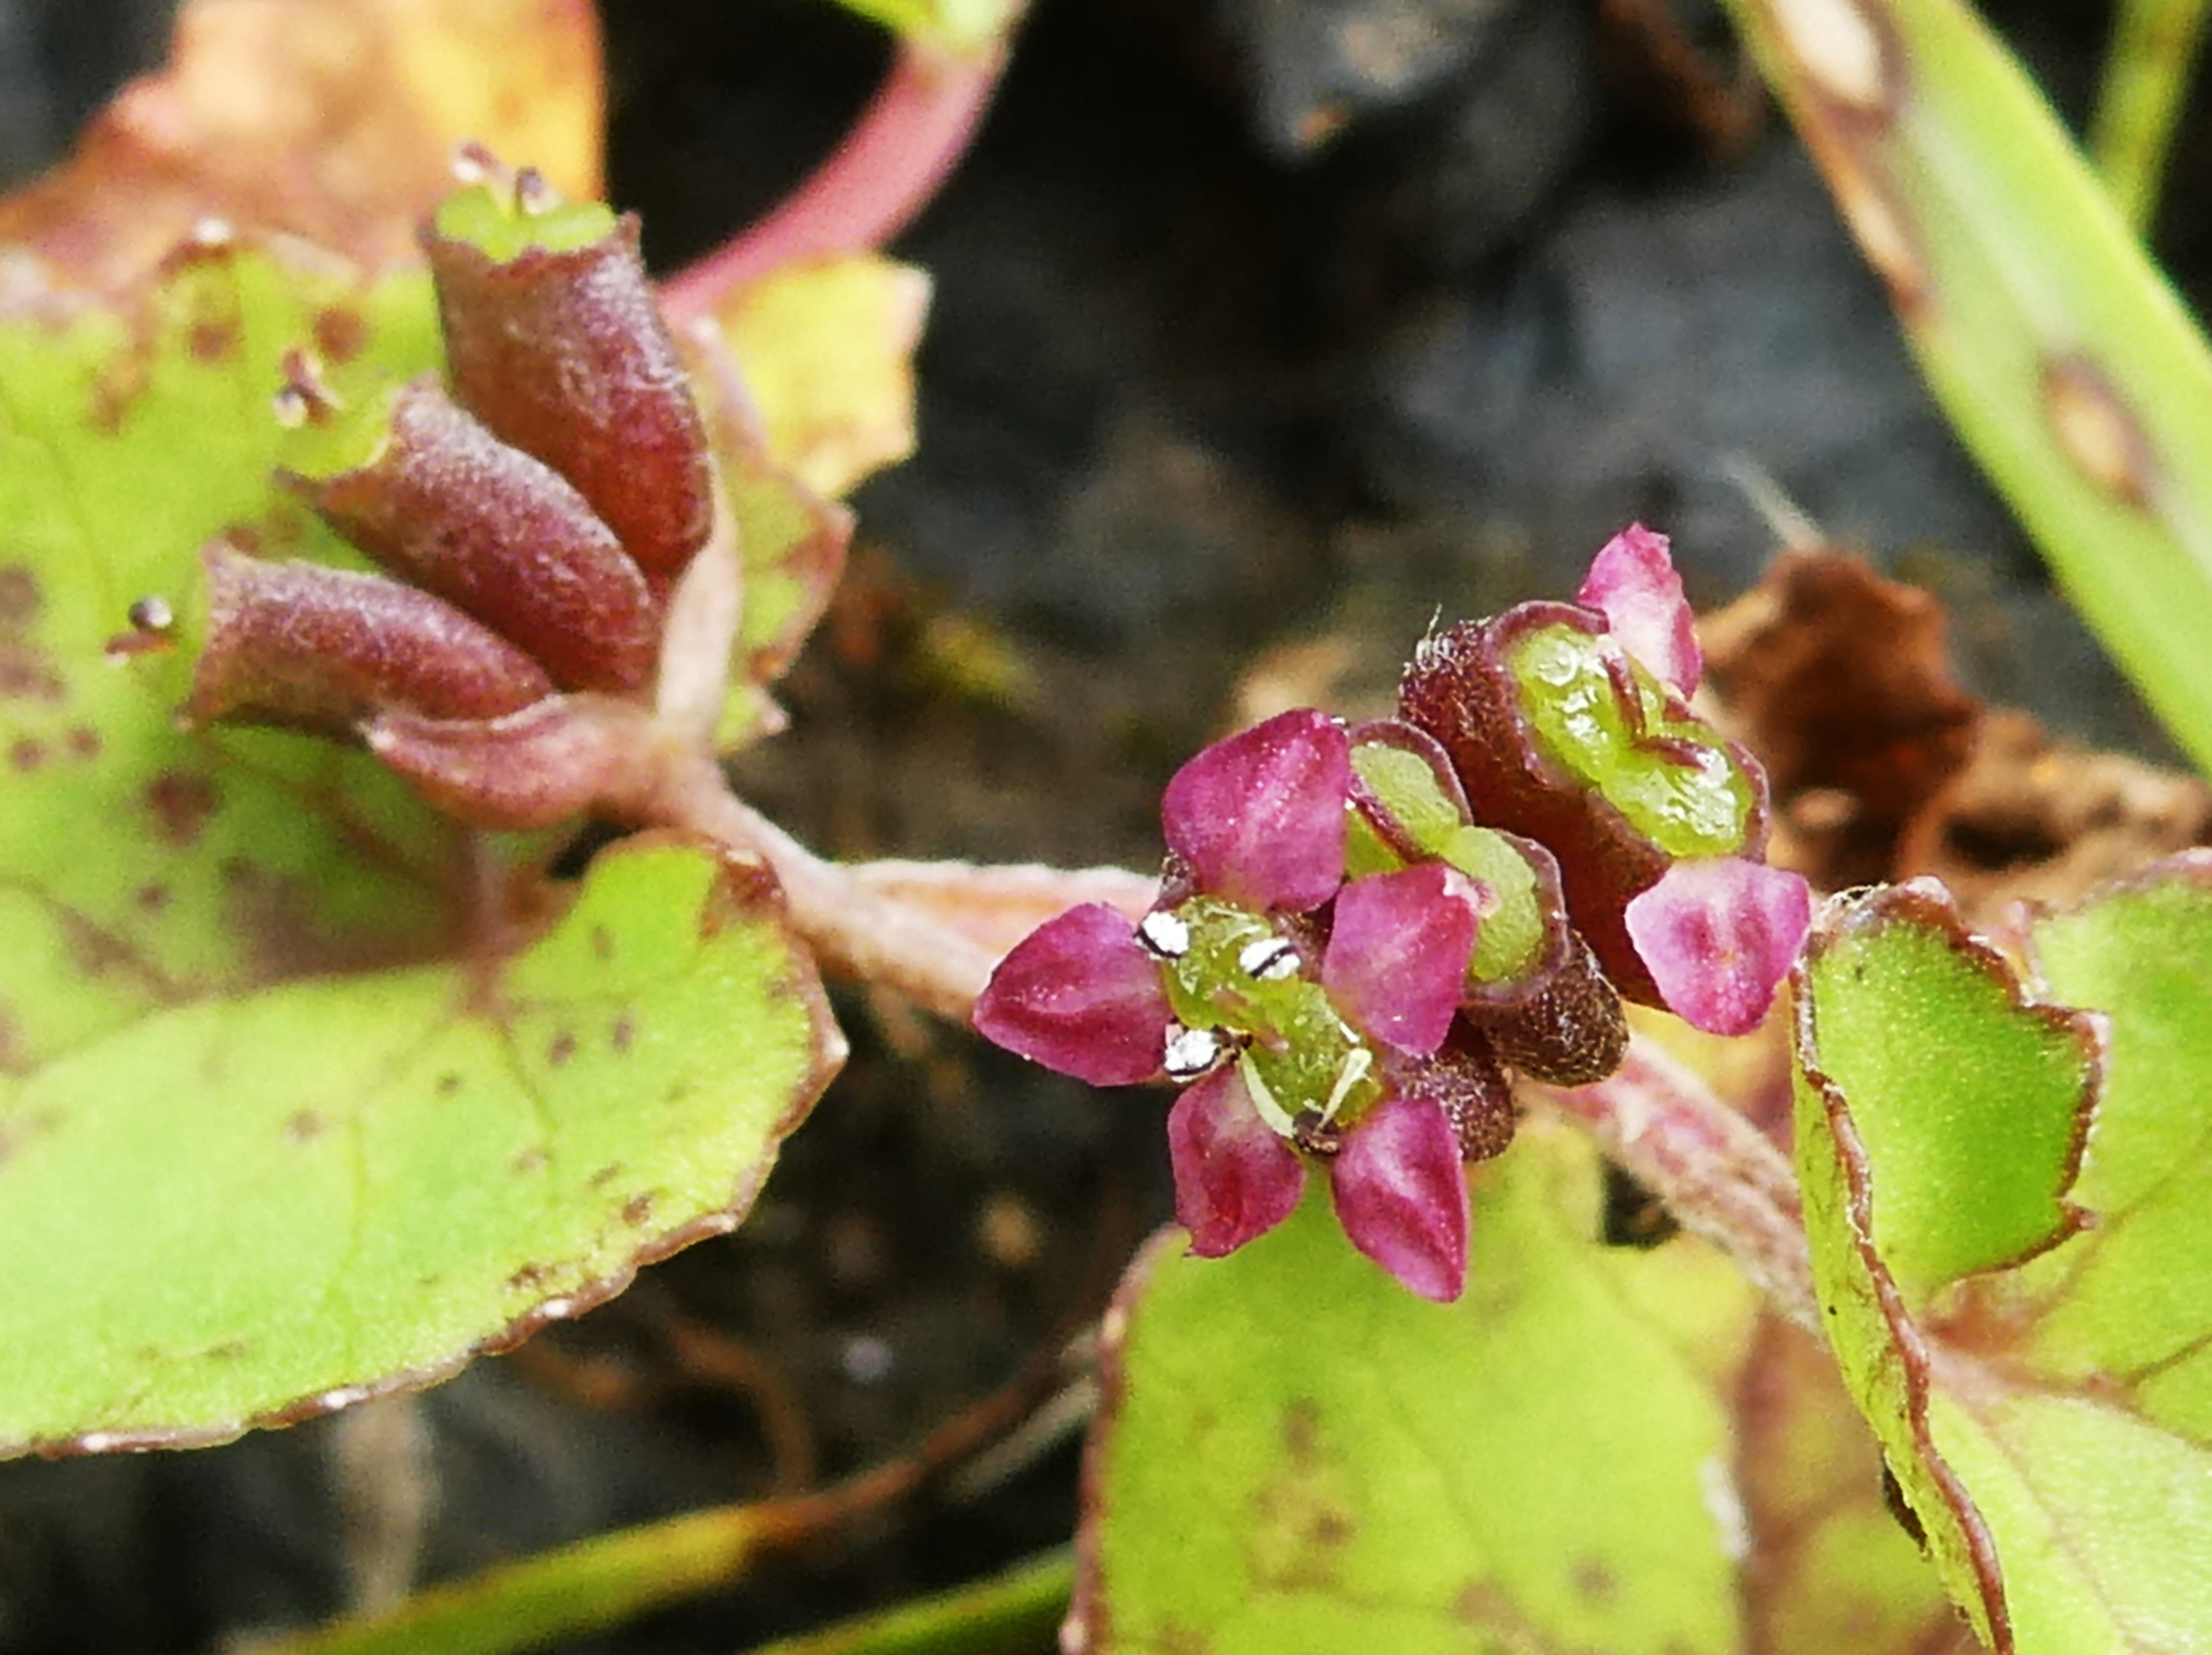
[1624,857,1812,1036]
[973,903,1171,1086]
[1576,521,1701,695]
[1159,708,1349,911]
[1167,1069,1307,1258]
[1321,865,1480,1056]
[1328,1095,1469,1303]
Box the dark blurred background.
[0,1,2188,1649]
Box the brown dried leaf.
[0,0,602,297]
[1895,707,2212,923]
[1701,550,1980,889]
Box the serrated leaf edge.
[1790,876,2107,1653]
[2020,845,2212,982]
[15,833,846,1461]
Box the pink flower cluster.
[975,528,1811,1300]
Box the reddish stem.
[660,36,1009,325]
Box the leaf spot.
[10,737,46,772]
[0,565,38,626]
[547,1030,577,1065]
[1453,1580,1512,1627]
[1823,152,1927,311]
[590,923,613,961]
[284,1110,326,1143]
[188,318,239,363]
[1572,1559,1617,1602]
[508,1262,553,1292]
[0,640,65,703]
[145,770,220,846]
[1767,0,1895,113]
[67,726,100,759]
[136,882,170,912]
[436,1071,463,1097]
[59,909,138,980]
[511,1145,549,1175]
[2045,354,2155,507]
[1249,1399,1357,1588]
[622,1192,654,1226]
[589,1162,623,1189]
[611,1011,635,1052]
[313,305,368,364]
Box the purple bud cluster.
[183,156,716,830]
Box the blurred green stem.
[264,1338,1074,1655]
[2093,0,2212,229]
[262,1501,795,1655]
[738,1551,1071,1655]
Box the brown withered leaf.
[1700,550,1981,888]
[0,0,602,297]
[1894,707,2212,923]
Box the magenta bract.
[1624,856,1812,1036]
[1576,522,1701,696]
[1328,1095,1469,1302]
[1321,865,1480,1057]
[972,902,1170,1086]
[1168,1068,1309,1258]
[1160,709,1350,913]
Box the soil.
[0,0,2201,1650]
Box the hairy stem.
[660,36,1009,326]
[656,751,1153,1021]
[1529,1039,1817,1331]
[2092,0,2212,229]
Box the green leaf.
[1074,1119,1763,1654]
[2091,0,2212,230]
[0,834,837,1451]
[0,247,453,1069]
[1793,872,2212,1652]
[0,243,841,1449]
[1719,0,2212,774]
[716,254,928,502]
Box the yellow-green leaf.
[1793,872,2212,1652]
[715,254,928,500]
[1075,1120,1763,1654]
[0,241,841,1451]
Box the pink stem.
[652,751,1146,1025]
[660,36,1009,325]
